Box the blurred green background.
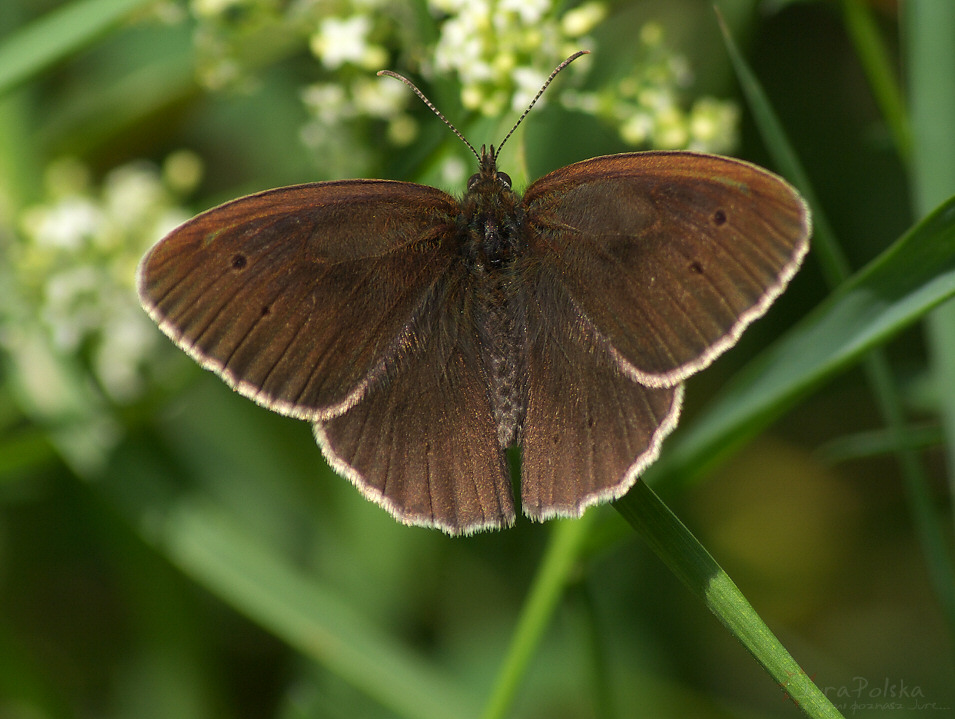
[1,0,953,718]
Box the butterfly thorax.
[458,147,528,449]
[460,148,523,267]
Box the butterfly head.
[380,52,590,201]
[467,145,513,194]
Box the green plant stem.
[574,584,618,719]
[480,513,597,719]
[815,423,943,463]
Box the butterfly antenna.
[378,69,481,162]
[493,50,590,161]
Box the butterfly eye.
[466,173,480,190]
[497,172,512,188]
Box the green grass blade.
[907,0,955,494]
[906,2,955,214]
[841,0,912,160]
[723,0,955,648]
[101,428,472,719]
[714,6,849,286]
[155,499,471,719]
[904,0,955,649]
[0,0,156,97]
[816,424,944,464]
[615,481,844,718]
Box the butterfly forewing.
[522,152,810,387]
[138,181,459,419]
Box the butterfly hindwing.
[517,263,683,520]
[316,267,515,533]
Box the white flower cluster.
[294,0,605,176]
[1,153,201,472]
[300,71,417,154]
[6,153,201,405]
[300,3,736,161]
[298,1,417,166]
[191,1,736,165]
[428,0,604,116]
[561,23,738,152]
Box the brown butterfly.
[138,52,810,534]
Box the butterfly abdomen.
[458,171,529,451]
[479,268,527,450]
